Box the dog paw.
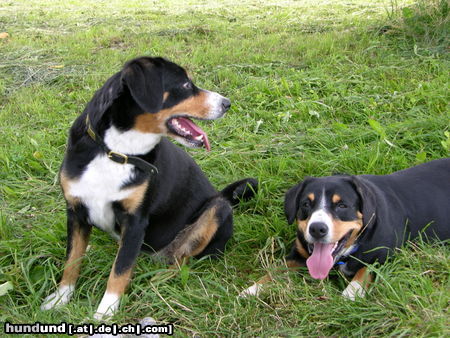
[94,292,120,320]
[41,285,75,310]
[342,281,366,301]
[238,283,262,298]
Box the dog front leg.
[41,208,92,310]
[342,266,372,301]
[94,215,146,320]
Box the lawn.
[0,0,449,336]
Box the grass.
[0,0,449,336]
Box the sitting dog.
[41,56,257,319]
[241,158,449,300]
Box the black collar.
[85,115,158,176]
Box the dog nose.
[221,98,231,111]
[309,222,329,239]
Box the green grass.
[1,0,449,336]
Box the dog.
[41,56,258,319]
[241,158,449,300]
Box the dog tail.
[220,178,258,206]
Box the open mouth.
[306,231,352,258]
[306,230,353,280]
[166,116,211,151]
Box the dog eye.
[182,82,192,90]
[301,200,310,208]
[337,202,348,209]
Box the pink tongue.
[306,243,335,280]
[177,117,210,151]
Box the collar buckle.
[108,151,128,165]
[85,114,158,175]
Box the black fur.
[220,178,258,206]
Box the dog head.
[91,56,230,151]
[284,175,376,279]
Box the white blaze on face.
[305,192,334,243]
[304,191,338,280]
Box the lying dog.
[241,158,449,300]
[41,56,257,319]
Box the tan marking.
[331,216,363,245]
[106,266,133,295]
[256,273,273,285]
[158,206,220,262]
[286,259,303,269]
[297,219,308,234]
[307,193,315,202]
[134,91,211,134]
[187,207,219,257]
[60,223,91,286]
[133,112,164,134]
[295,238,309,259]
[104,231,135,296]
[332,194,341,203]
[121,181,149,213]
[163,91,169,102]
[60,171,80,207]
[351,267,372,288]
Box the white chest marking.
[68,127,161,237]
[69,155,136,237]
[103,126,162,155]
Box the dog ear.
[121,58,164,113]
[351,176,377,230]
[82,72,124,126]
[284,179,309,225]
